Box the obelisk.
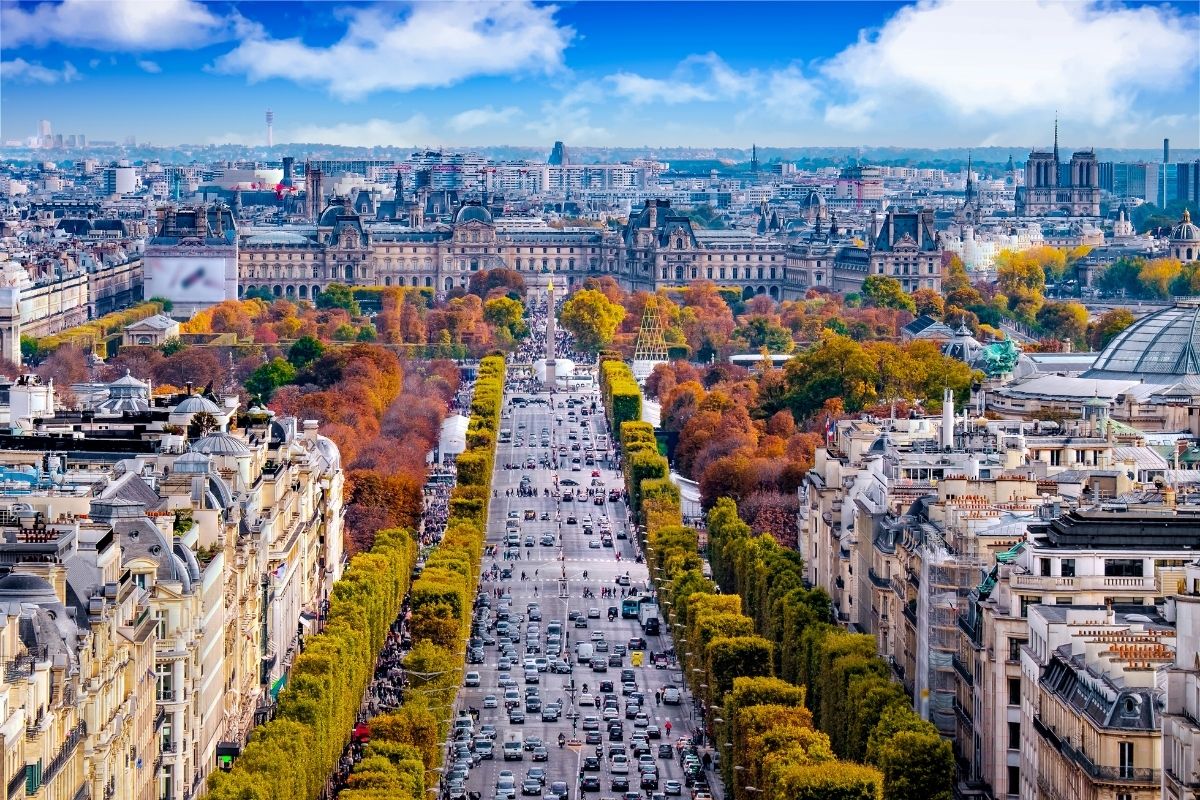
[544,279,556,391]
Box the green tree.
[245,356,297,400]
[1035,300,1089,346]
[1088,307,1135,350]
[147,296,175,312]
[243,286,275,303]
[784,332,878,417]
[733,316,795,352]
[288,335,326,369]
[873,729,954,800]
[317,283,362,316]
[483,296,528,340]
[860,275,916,313]
[20,335,38,362]
[160,337,186,356]
[560,289,626,351]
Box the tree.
[317,283,361,316]
[1035,301,1088,347]
[245,357,297,400]
[483,296,527,341]
[784,332,878,417]
[288,335,326,369]
[910,288,944,318]
[861,275,916,313]
[733,316,795,352]
[467,268,525,298]
[560,289,626,351]
[243,286,274,303]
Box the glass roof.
[1084,300,1200,381]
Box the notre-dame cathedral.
[1015,120,1101,217]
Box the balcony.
[951,654,974,686]
[1053,729,1161,784]
[43,721,87,787]
[8,771,25,800]
[868,568,891,589]
[902,602,918,626]
[1010,573,1157,593]
[952,696,973,726]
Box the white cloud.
[608,53,753,105]
[821,0,1200,130]
[448,106,521,133]
[526,81,610,144]
[0,58,80,85]
[284,116,433,147]
[214,2,572,100]
[1,0,244,50]
[137,60,162,74]
[763,65,820,120]
[88,58,101,69]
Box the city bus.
[621,598,640,619]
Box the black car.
[641,773,659,791]
[508,710,525,724]
[657,744,674,759]
[608,726,623,741]
[583,756,601,771]
[611,777,630,793]
[580,776,601,793]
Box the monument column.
[544,280,556,391]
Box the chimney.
[647,200,658,229]
[941,387,955,450]
[282,157,295,187]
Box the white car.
[610,754,630,774]
[661,687,681,705]
[465,671,481,687]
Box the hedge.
[599,359,641,432]
[32,300,164,357]
[209,355,507,800]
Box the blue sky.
[1,0,1198,149]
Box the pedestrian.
[654,690,661,706]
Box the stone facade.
[237,199,944,303]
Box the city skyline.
[2,0,1198,150]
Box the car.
[594,641,609,653]
[608,654,623,667]
[645,725,661,740]
[664,780,682,796]
[628,637,647,651]
[583,756,601,771]
[592,661,608,673]
[611,777,630,793]
[625,704,641,719]
[580,776,601,793]
[541,707,559,723]
[480,724,498,739]
[587,607,601,619]
[484,694,498,708]
[476,739,494,759]
[567,610,581,620]
[661,687,681,705]
[546,781,569,800]
[524,737,544,752]
[611,754,630,774]
[551,659,572,674]
[508,710,525,724]
[582,716,600,731]
[585,730,602,744]
[657,744,674,759]
[599,680,614,693]
[578,693,596,707]
[616,574,630,586]
[566,516,577,524]
[588,540,601,549]
[540,534,556,546]
[464,672,481,687]
[523,536,535,548]
[592,631,606,642]
[574,617,589,628]
[525,697,542,712]
[641,773,659,790]
[522,778,543,796]
[527,768,547,786]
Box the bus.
[621,598,640,619]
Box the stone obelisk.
[544,279,557,392]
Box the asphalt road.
[450,368,706,800]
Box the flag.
[273,562,287,581]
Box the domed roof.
[110,369,148,389]
[318,201,349,227]
[1083,299,1200,384]
[193,431,250,455]
[455,203,493,225]
[174,395,222,415]
[0,573,58,603]
[1171,209,1199,242]
[173,450,213,474]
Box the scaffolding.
[631,297,669,381]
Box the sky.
[1,0,1198,150]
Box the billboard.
[144,255,230,306]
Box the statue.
[977,339,1021,377]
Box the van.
[503,734,524,761]
[575,642,594,664]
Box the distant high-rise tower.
[750,143,760,174]
[265,110,274,147]
[548,141,568,166]
[1162,138,1170,207]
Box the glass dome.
[1083,299,1200,383]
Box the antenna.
[265,109,274,148]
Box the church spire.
[965,152,974,202]
[1053,114,1059,163]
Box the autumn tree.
[467,268,525,298]
[861,275,916,313]
[483,296,528,343]
[1035,300,1089,347]
[911,288,945,318]
[560,288,626,352]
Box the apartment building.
[1163,560,1200,800]
[0,372,345,800]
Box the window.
[1019,595,1040,618]
[1104,559,1144,577]
[1007,722,1020,750]
[1007,638,1025,661]
[1039,558,1051,577]
[1006,765,1020,795]
[1060,558,1075,577]
[1118,742,1134,778]
[1007,678,1021,706]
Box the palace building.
[236,197,945,303]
